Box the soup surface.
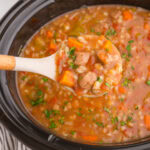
[18,5,150,144]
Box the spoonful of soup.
[0,35,122,97]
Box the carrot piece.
[118,86,126,94]
[82,135,98,142]
[59,70,75,87]
[47,31,53,38]
[123,10,133,20]
[102,40,113,52]
[144,23,150,31]
[144,115,150,130]
[49,40,57,51]
[68,37,83,50]
[99,35,105,41]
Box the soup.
[18,5,150,144]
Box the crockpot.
[1,0,150,149]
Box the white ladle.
[0,54,107,97]
[0,54,57,80]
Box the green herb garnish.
[135,106,139,110]
[95,122,104,127]
[70,131,76,135]
[31,97,44,106]
[122,78,131,87]
[97,77,103,83]
[37,90,43,96]
[111,117,118,124]
[76,112,82,116]
[90,28,95,32]
[42,78,48,82]
[120,121,126,126]
[49,121,57,129]
[128,40,134,44]
[21,76,27,81]
[131,66,135,70]
[69,62,78,69]
[106,29,116,37]
[104,107,110,113]
[119,98,124,102]
[44,110,51,118]
[146,80,150,86]
[127,116,133,122]
[105,82,111,88]
[59,118,64,125]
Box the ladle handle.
[0,55,15,70]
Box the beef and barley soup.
[18,5,150,144]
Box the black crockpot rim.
[1,0,150,149]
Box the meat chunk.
[75,52,90,65]
[79,72,97,89]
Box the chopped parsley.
[126,44,131,52]
[64,101,69,105]
[76,112,82,116]
[105,28,116,37]
[96,32,101,35]
[122,53,130,61]
[88,109,92,112]
[53,110,60,115]
[69,95,73,99]
[105,82,111,88]
[49,121,57,129]
[97,77,103,83]
[120,121,126,126]
[127,116,133,122]
[104,107,110,113]
[58,118,64,125]
[111,117,119,124]
[119,97,124,102]
[68,47,75,57]
[126,40,134,57]
[69,62,78,69]
[42,78,48,82]
[90,28,101,35]
[30,97,44,106]
[128,40,134,44]
[37,90,43,96]
[90,28,95,32]
[21,76,27,81]
[70,131,76,135]
[44,110,52,118]
[131,66,135,70]
[95,122,104,127]
[146,80,150,86]
[122,78,131,87]
[135,105,139,110]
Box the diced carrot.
[68,37,83,50]
[102,40,113,52]
[144,115,150,130]
[123,10,133,20]
[50,97,57,106]
[144,23,150,31]
[118,86,126,94]
[49,40,57,51]
[47,31,53,38]
[82,135,98,142]
[97,51,108,64]
[59,70,75,87]
[148,65,150,72]
[98,35,105,41]
[118,104,127,112]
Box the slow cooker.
[1,0,150,149]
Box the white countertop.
[0,0,18,19]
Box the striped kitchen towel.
[0,123,31,150]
